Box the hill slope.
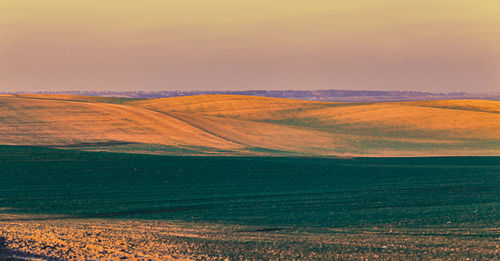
[1,94,499,156]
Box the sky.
[1,1,499,93]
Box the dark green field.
[0,145,498,229]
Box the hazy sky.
[1,1,499,92]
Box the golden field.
[1,94,500,156]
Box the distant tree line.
[2,89,499,102]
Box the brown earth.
[0,215,498,260]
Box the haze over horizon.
[1,1,499,93]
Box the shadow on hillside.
[0,204,206,222]
[47,141,137,148]
[0,237,60,261]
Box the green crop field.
[1,145,498,228]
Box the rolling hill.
[1,94,499,156]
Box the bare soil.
[0,215,498,260]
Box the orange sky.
[1,1,499,92]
